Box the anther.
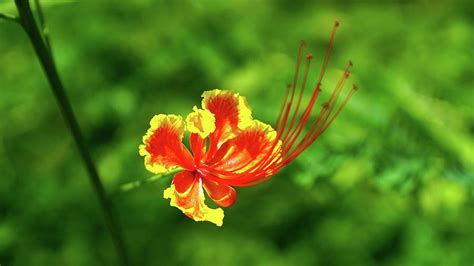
[306,54,313,60]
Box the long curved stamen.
[318,21,339,85]
[320,84,358,133]
[281,53,313,144]
[206,139,281,179]
[198,165,264,186]
[279,21,341,157]
[241,30,329,178]
[198,138,283,186]
[276,40,305,136]
[281,82,322,153]
[239,43,310,178]
[298,64,352,147]
[218,21,347,184]
[282,61,352,159]
[282,67,353,166]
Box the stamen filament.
[319,84,358,134]
[282,54,313,143]
[280,21,340,156]
[277,40,305,137]
[283,61,352,163]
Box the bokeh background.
[1,0,473,265]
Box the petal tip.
[163,182,225,227]
[186,106,216,138]
[140,114,190,174]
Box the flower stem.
[0,12,20,23]
[33,0,52,52]
[13,1,129,265]
[112,168,182,196]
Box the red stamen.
[276,40,305,137]
[285,62,351,160]
[281,53,313,143]
[281,82,322,153]
[279,21,340,150]
[233,41,310,178]
[318,20,339,85]
[282,103,331,165]
[254,21,345,179]
[282,69,352,165]
[319,84,357,134]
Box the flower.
[139,21,357,226]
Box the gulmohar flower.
[139,21,357,226]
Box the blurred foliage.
[1,0,473,265]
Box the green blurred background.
[1,0,473,265]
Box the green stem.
[33,0,52,51]
[13,1,129,265]
[0,12,20,23]
[112,168,182,196]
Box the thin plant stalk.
[0,12,19,23]
[113,168,182,196]
[13,0,129,265]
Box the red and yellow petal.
[209,120,282,174]
[139,114,194,174]
[202,178,237,207]
[163,171,225,226]
[201,89,253,146]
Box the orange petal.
[202,178,237,207]
[201,90,253,148]
[209,120,281,174]
[163,171,225,226]
[189,133,206,163]
[139,114,194,173]
[173,170,196,194]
